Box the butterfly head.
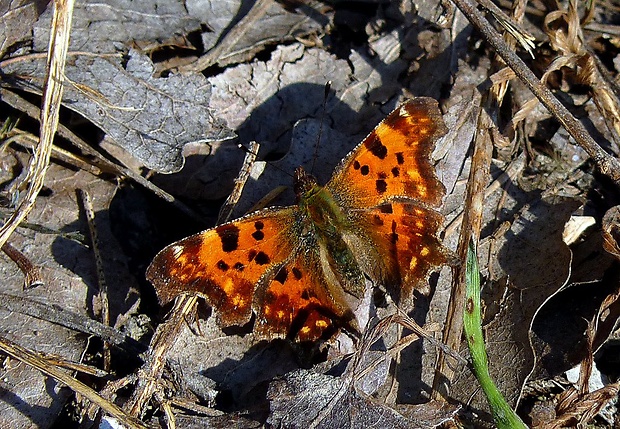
[293,167,320,199]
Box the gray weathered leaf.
[33,0,202,53]
[0,0,43,58]
[267,369,458,429]
[187,0,327,67]
[3,50,236,173]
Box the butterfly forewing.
[147,208,298,327]
[327,98,447,208]
[326,98,449,303]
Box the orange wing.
[360,201,449,303]
[253,251,356,341]
[326,98,450,303]
[146,208,355,340]
[147,209,297,328]
[327,98,447,208]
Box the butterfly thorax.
[294,167,366,299]
[294,167,348,232]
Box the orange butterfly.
[147,98,449,342]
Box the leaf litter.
[1,0,620,427]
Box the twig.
[432,95,493,399]
[0,0,74,247]
[77,189,111,371]
[0,335,148,429]
[0,292,145,356]
[450,0,620,182]
[127,295,198,417]
[0,208,85,243]
[1,242,44,288]
[27,350,109,378]
[6,131,103,175]
[444,153,526,238]
[177,0,274,72]
[217,141,259,224]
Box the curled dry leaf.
[602,206,620,259]
[544,383,620,428]
[267,369,459,429]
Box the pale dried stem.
[127,295,198,417]
[432,100,493,399]
[0,0,74,247]
[218,141,260,224]
[0,336,148,429]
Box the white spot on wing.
[399,105,411,117]
[171,245,184,259]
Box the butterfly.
[146,98,450,342]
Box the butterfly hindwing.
[362,200,449,303]
[253,251,357,341]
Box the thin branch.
[0,292,145,356]
[0,336,148,429]
[450,0,620,182]
[0,0,74,247]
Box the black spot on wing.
[274,267,288,284]
[255,251,270,265]
[252,221,265,241]
[380,204,393,214]
[216,260,229,271]
[360,165,370,176]
[395,152,405,165]
[365,134,388,159]
[292,267,303,280]
[376,179,387,194]
[216,224,240,252]
[390,220,398,243]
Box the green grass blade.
[464,239,528,429]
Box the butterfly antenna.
[310,81,331,174]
